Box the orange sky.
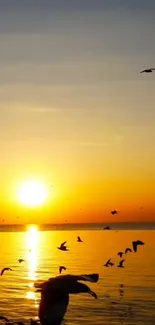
[0,1,155,224]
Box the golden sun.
[18,180,48,207]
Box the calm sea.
[0,223,155,325]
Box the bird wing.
[132,241,137,252]
[0,316,10,322]
[39,298,69,325]
[140,70,145,73]
[120,259,125,266]
[1,268,6,275]
[125,248,131,253]
[107,259,111,264]
[77,236,80,240]
[76,273,99,283]
[137,240,144,245]
[61,241,67,247]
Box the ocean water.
[0,225,155,325]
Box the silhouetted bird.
[111,210,118,215]
[119,284,124,288]
[140,68,155,73]
[0,316,10,322]
[132,240,144,252]
[117,260,125,268]
[35,273,99,325]
[125,248,132,254]
[18,259,25,263]
[58,241,68,251]
[120,289,124,293]
[104,258,114,267]
[59,266,66,274]
[77,236,83,242]
[118,252,124,258]
[104,226,111,230]
[1,267,12,276]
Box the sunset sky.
[0,0,155,224]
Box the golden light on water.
[26,225,39,302]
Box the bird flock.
[0,65,153,324]
[103,240,144,269]
[0,232,146,325]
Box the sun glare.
[18,180,48,207]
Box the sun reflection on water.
[26,225,39,303]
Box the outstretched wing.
[61,241,67,247]
[132,241,137,252]
[76,273,99,283]
[107,259,111,264]
[120,259,125,267]
[39,294,69,325]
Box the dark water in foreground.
[0,225,155,324]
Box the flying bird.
[120,289,124,294]
[140,68,155,73]
[125,248,132,254]
[132,240,144,252]
[111,210,118,215]
[35,273,99,325]
[18,259,25,263]
[0,316,10,322]
[118,252,124,258]
[104,259,114,267]
[117,260,125,268]
[1,267,12,276]
[58,241,68,251]
[77,236,83,242]
[104,226,111,230]
[119,284,124,288]
[59,266,66,274]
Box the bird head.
[67,279,97,299]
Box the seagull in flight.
[125,248,132,254]
[119,284,124,288]
[118,252,124,258]
[140,68,155,73]
[58,241,69,251]
[132,240,144,252]
[18,259,25,263]
[117,260,125,268]
[77,236,83,242]
[104,259,114,267]
[0,316,10,322]
[35,273,99,325]
[1,267,12,276]
[111,210,118,215]
[59,266,66,274]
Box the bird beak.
[89,290,97,299]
